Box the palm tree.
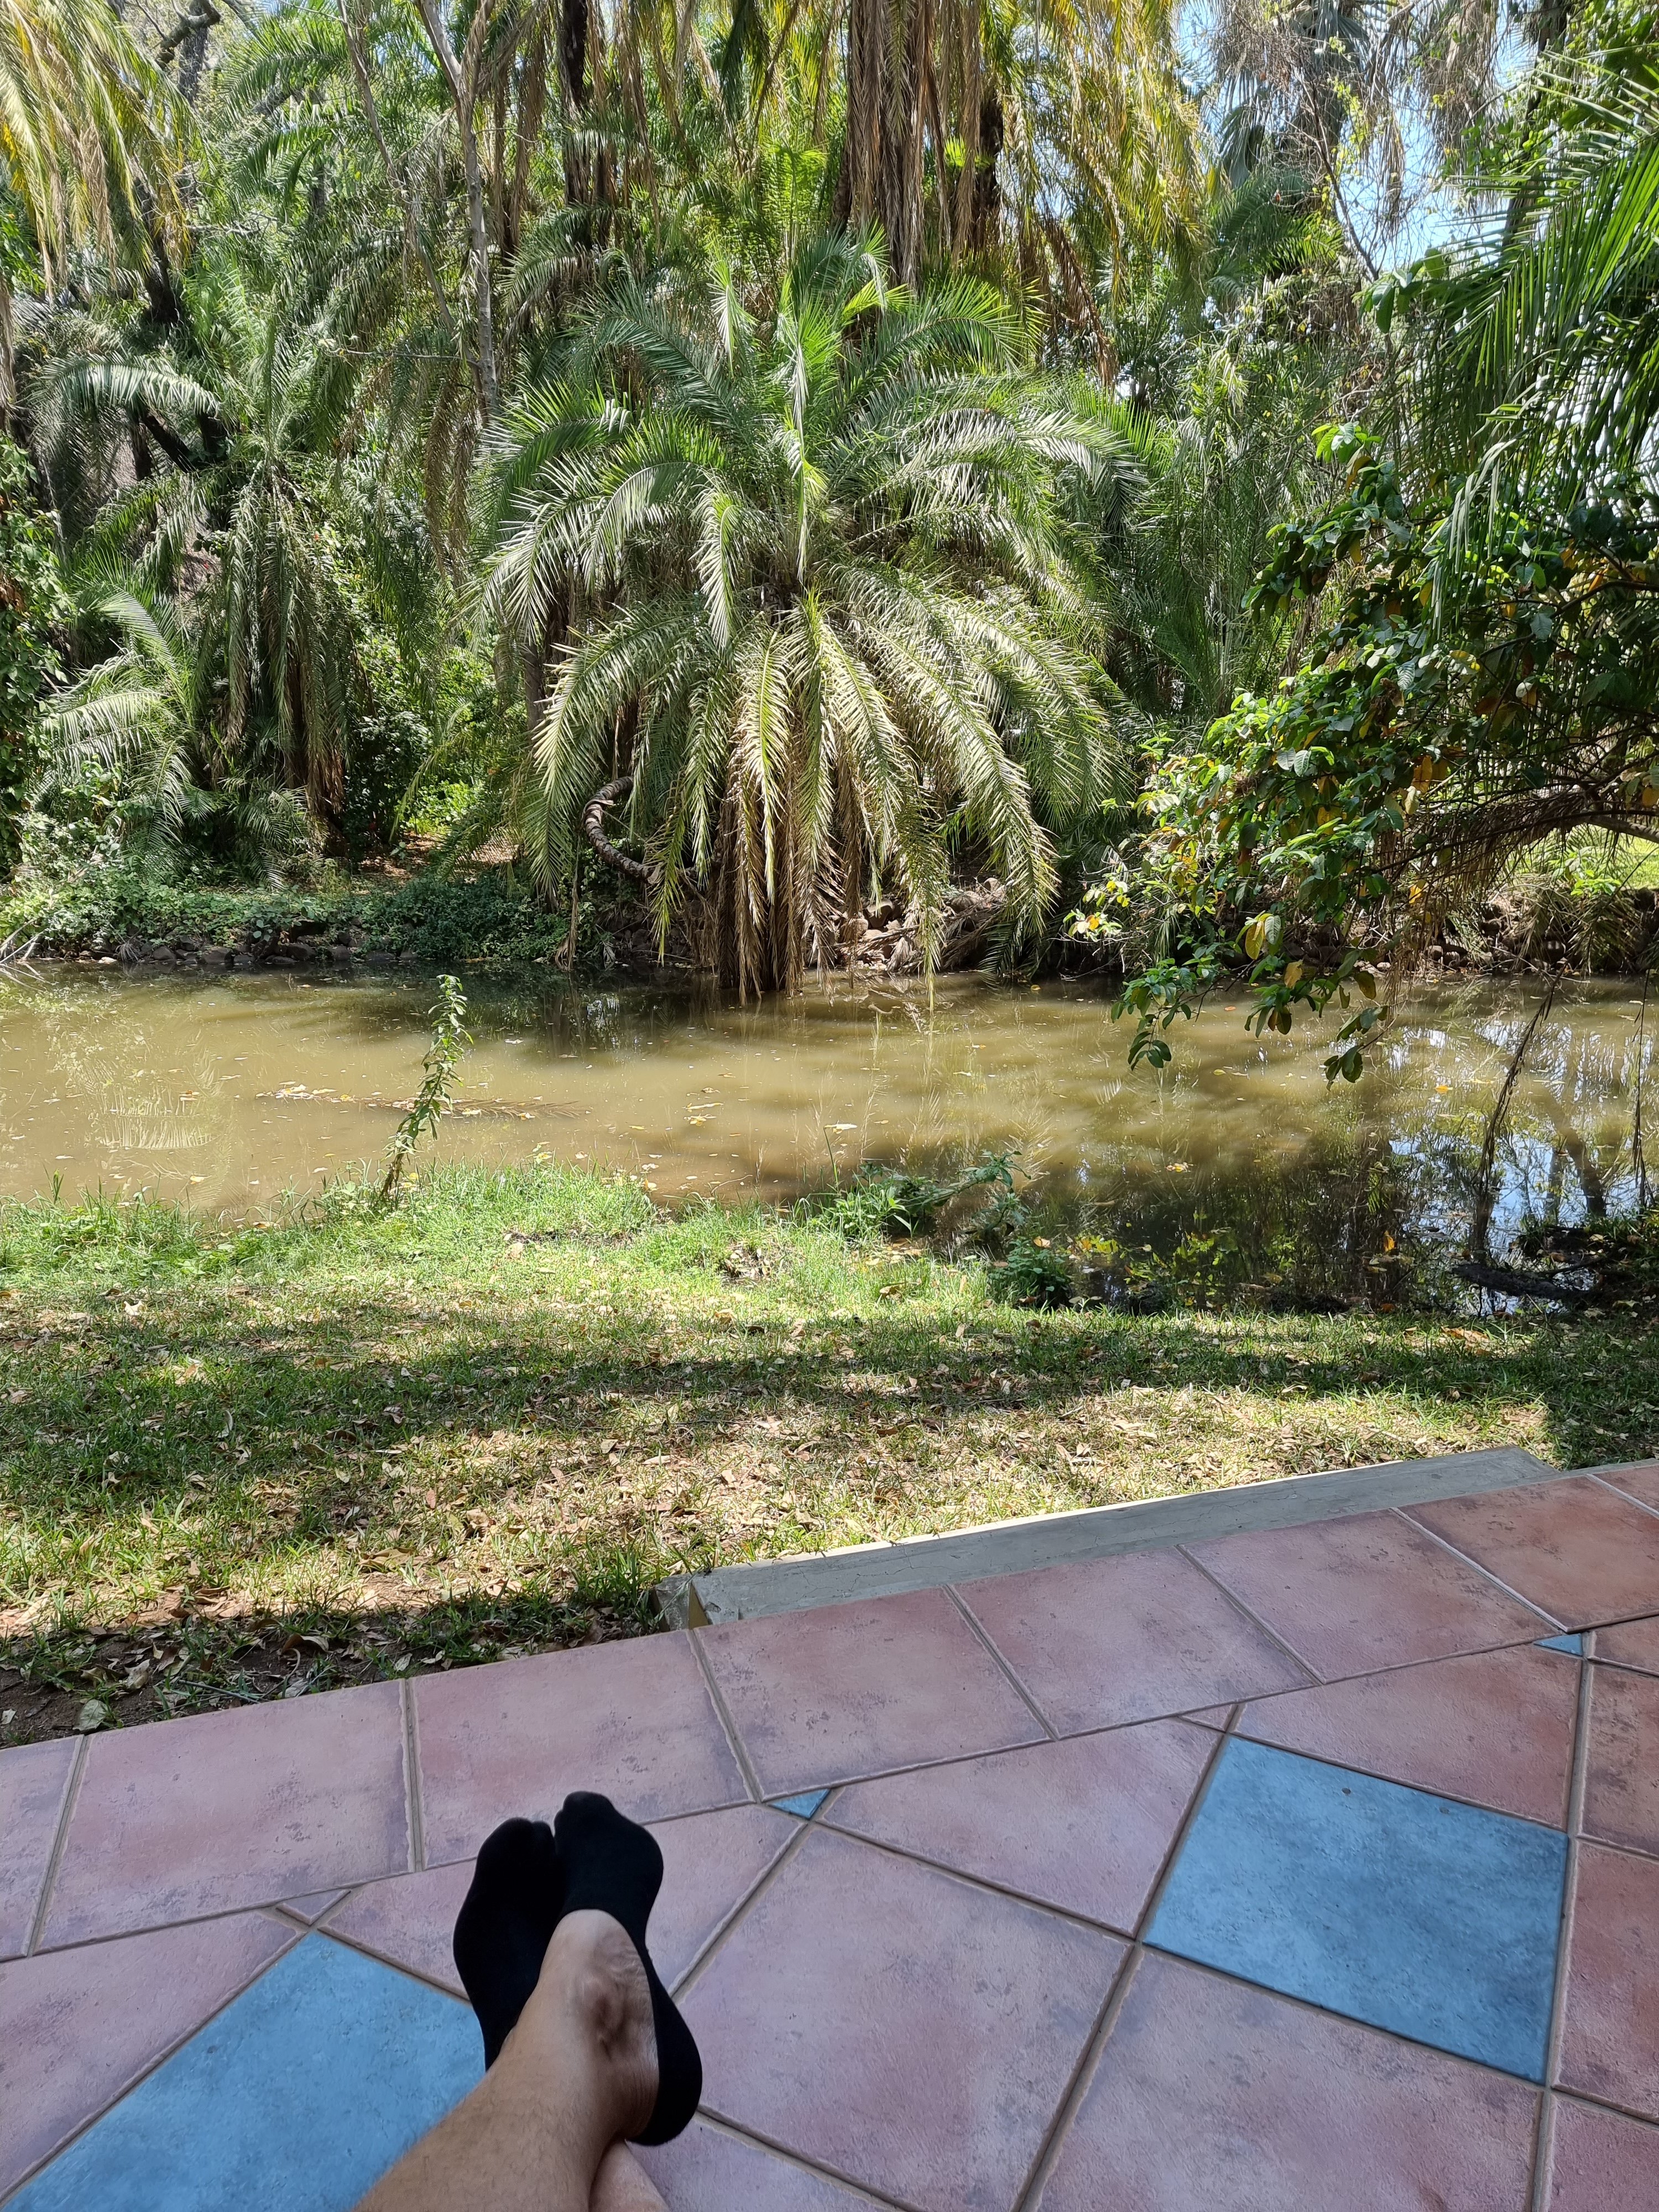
[486,236,1130,994]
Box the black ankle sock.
[452,1817,562,2068]
[553,1790,703,2146]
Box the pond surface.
[0,966,1650,1304]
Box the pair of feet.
[452,1792,702,2148]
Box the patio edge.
[655,1445,1564,1626]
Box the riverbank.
[2,1162,1653,1745]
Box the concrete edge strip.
[655,1446,1567,1627]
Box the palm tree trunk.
[415,0,500,422]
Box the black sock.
[553,1790,703,2146]
[452,1816,562,2068]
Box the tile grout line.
[1527,1643,1599,2212]
[1392,1507,1570,1629]
[808,1809,1148,1941]
[2,1919,304,2203]
[943,1582,1059,1738]
[1011,1714,1239,2212]
[669,1812,818,2004]
[1584,1469,1659,1523]
[1173,1543,1325,1682]
[25,1731,88,1957]
[400,1676,425,1874]
[687,2107,916,2210]
[686,1630,765,1804]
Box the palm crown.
[486,236,1128,991]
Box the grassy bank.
[2,1162,1655,1746]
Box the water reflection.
[0,966,1648,1306]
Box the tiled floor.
[6,1462,1659,2209]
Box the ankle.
[508,1913,659,2142]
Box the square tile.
[1408,1478,1659,1629]
[42,1683,410,1947]
[685,1822,1124,2212]
[1237,1644,1580,1827]
[1188,1511,1550,1678]
[956,1549,1311,1737]
[0,1913,293,2198]
[1546,2096,1659,2212]
[1593,1613,1659,1674]
[1582,1662,1659,1856]
[698,1587,1045,1797]
[637,2119,878,2209]
[326,1863,474,1997]
[1039,1951,1538,2212]
[1595,1459,1659,1513]
[828,1719,1217,1932]
[0,1738,76,1958]
[1148,1737,1567,2079]
[1555,1840,1659,2120]
[8,1934,479,2212]
[414,1632,748,1866]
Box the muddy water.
[0,965,1650,1298]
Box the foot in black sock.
[452,1816,562,2068]
[553,1790,702,2145]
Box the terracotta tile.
[1594,1460,1659,1513]
[828,1720,1217,1932]
[415,1634,747,1866]
[0,1911,293,2197]
[281,1888,347,1923]
[41,1682,410,1947]
[649,1804,800,1988]
[1408,1478,1659,1629]
[1583,1663,1659,1855]
[636,2120,875,2209]
[1238,1644,1580,1827]
[1593,1613,1659,1675]
[1040,1952,1538,2212]
[326,1861,473,1995]
[699,1588,1045,1797]
[0,1738,76,1959]
[1188,1511,1550,1679]
[1556,1841,1659,2120]
[1546,2096,1659,2212]
[956,1548,1311,1736]
[686,1822,1123,2212]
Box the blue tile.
[12,1936,481,2212]
[1147,1737,1567,2080]
[771,1788,830,1819]
[1536,1632,1583,1655]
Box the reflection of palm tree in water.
[0,974,224,1167]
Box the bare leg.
[592,2146,669,2212]
[356,1911,658,2212]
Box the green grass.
[2,1162,1655,1741]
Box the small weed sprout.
[379,975,472,1204]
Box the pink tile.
[1582,1663,1659,1857]
[42,1682,410,1947]
[0,1912,293,2196]
[415,1634,747,1866]
[956,1549,1311,1736]
[326,1861,473,1995]
[281,1888,347,1923]
[685,1822,1124,2212]
[1188,1511,1550,1679]
[636,2120,874,2209]
[649,1804,800,1988]
[1594,1613,1659,1674]
[1238,1644,1580,1826]
[1556,1841,1659,2120]
[828,1720,1217,1932]
[1408,1478,1659,1629]
[0,1737,76,1958]
[698,1588,1045,1797]
[1041,1951,1537,2212]
[1546,2097,1659,2212]
[1595,1460,1659,1512]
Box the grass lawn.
[2,1161,1655,1745]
